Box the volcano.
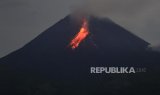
[0,15,160,95]
[10,15,149,53]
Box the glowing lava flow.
[69,18,90,49]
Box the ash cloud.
[78,0,160,47]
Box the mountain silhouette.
[0,15,160,95]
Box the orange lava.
[69,18,89,49]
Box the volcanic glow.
[69,18,90,49]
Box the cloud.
[83,0,160,46]
[0,0,29,8]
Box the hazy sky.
[0,0,160,58]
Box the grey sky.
[0,0,160,58]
